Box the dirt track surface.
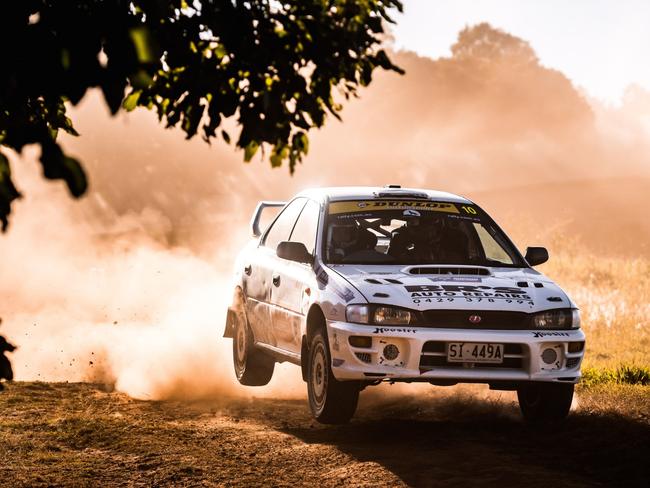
[0,383,648,487]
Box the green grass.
[581,364,650,387]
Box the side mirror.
[276,241,313,264]
[525,246,549,266]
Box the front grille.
[420,341,526,371]
[566,357,580,368]
[419,310,529,329]
[355,352,372,363]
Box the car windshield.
[323,200,525,267]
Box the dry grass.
[539,248,650,369]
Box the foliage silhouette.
[0,0,403,231]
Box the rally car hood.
[327,264,572,313]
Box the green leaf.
[244,141,259,162]
[40,142,87,198]
[129,69,154,90]
[100,73,127,115]
[61,156,87,197]
[270,143,289,168]
[129,26,159,64]
[293,132,309,155]
[123,90,141,111]
[215,44,227,59]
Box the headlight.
[531,309,576,329]
[374,306,411,325]
[345,305,412,325]
[346,305,370,324]
[572,309,581,328]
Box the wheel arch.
[301,304,327,381]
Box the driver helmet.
[331,223,360,249]
[419,214,445,240]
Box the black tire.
[307,329,359,424]
[517,382,574,423]
[232,308,274,386]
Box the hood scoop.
[406,266,491,276]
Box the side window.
[473,223,514,264]
[289,200,321,255]
[263,198,306,251]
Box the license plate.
[447,342,504,363]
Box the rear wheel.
[232,308,274,386]
[517,382,574,423]
[307,329,359,424]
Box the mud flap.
[301,336,309,382]
[223,307,237,338]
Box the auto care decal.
[405,284,534,305]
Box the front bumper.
[327,320,586,384]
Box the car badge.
[468,315,482,324]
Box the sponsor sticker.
[532,331,571,338]
[405,284,534,305]
[313,262,355,302]
[329,200,460,215]
[372,327,417,334]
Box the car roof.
[295,186,473,204]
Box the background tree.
[0,0,403,231]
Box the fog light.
[541,347,558,365]
[383,344,400,361]
[568,341,585,353]
[349,336,372,348]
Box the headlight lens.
[373,307,411,325]
[572,309,581,329]
[531,309,575,329]
[346,305,370,324]
[345,305,412,325]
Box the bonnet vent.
[408,266,490,276]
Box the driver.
[329,223,381,262]
[329,223,361,261]
[388,213,469,263]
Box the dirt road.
[1,382,648,487]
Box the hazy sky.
[392,0,650,104]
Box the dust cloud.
[0,148,304,400]
[0,23,649,400]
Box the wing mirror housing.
[525,246,549,266]
[276,241,313,264]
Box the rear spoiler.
[250,201,286,237]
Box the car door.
[270,199,321,354]
[244,198,306,347]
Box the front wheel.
[232,308,274,386]
[517,382,574,423]
[307,329,359,424]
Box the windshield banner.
[329,200,466,215]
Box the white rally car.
[224,186,585,424]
